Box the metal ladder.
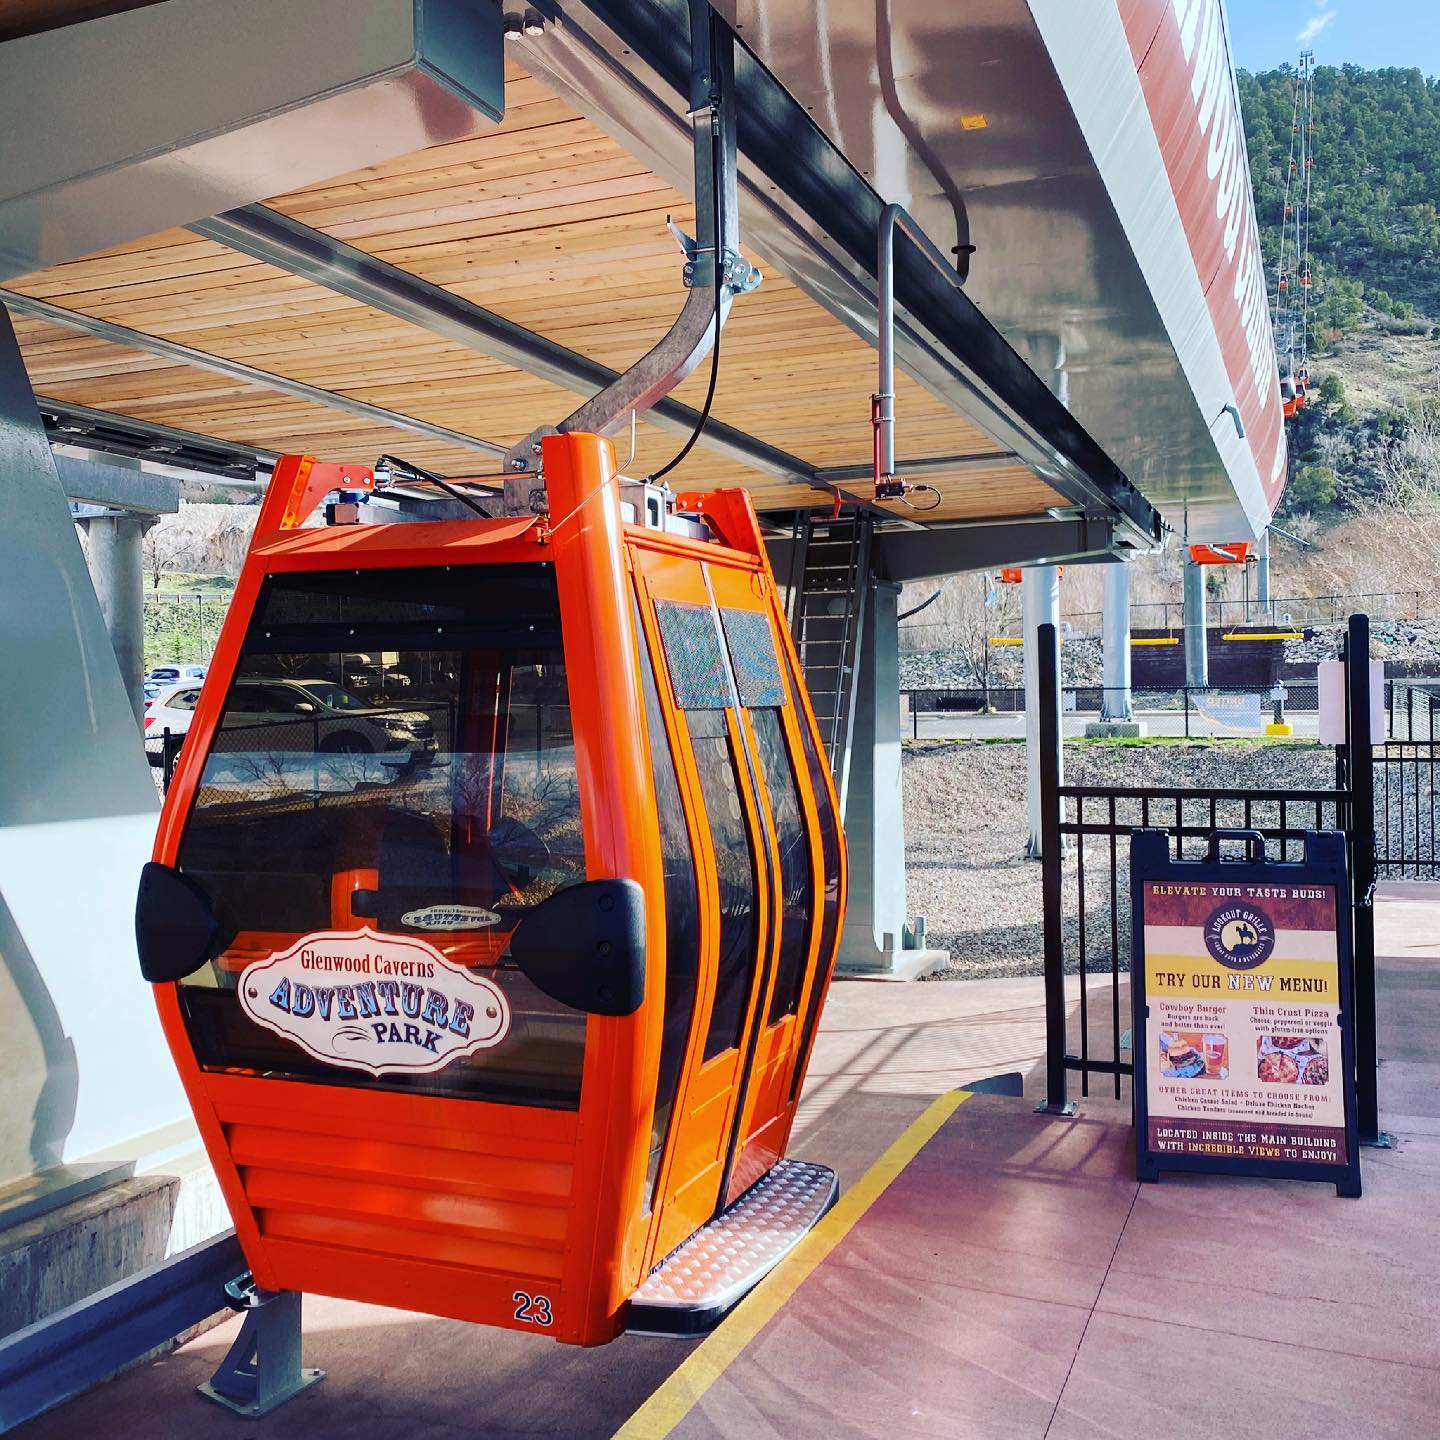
[786,511,872,809]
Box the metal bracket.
[503,0,758,505]
[197,1276,324,1418]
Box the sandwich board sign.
[1131,827,1361,1197]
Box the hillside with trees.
[1238,63,1440,532]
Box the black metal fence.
[1375,741,1440,877]
[1388,678,1440,741]
[1047,785,1347,1102]
[1036,615,1382,1143]
[150,727,185,792]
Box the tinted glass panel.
[750,709,815,1022]
[174,564,587,1108]
[785,661,843,1097]
[688,708,761,1059]
[635,601,701,1206]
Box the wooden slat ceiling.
[10,60,1064,524]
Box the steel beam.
[0,0,503,277]
[39,398,278,479]
[3,291,506,460]
[0,1233,244,1432]
[55,454,180,517]
[509,2,1163,551]
[815,452,1021,485]
[191,206,824,494]
[870,516,1120,584]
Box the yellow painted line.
[611,1090,971,1439]
[1221,631,1303,641]
[1129,637,1179,646]
[988,636,1023,646]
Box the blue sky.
[1228,0,1440,77]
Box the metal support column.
[81,513,152,724]
[1087,558,1143,737]
[1024,565,1062,858]
[1100,561,1132,719]
[1343,613,1390,1147]
[1183,558,1209,689]
[503,0,760,501]
[1036,621,1076,1115]
[836,578,947,978]
[199,1283,323,1418]
[1256,528,1271,615]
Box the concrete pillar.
[1184,558,1209,689]
[837,578,947,979]
[83,514,151,724]
[1023,564,1062,858]
[1100,560,1132,720]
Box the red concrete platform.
[14,891,1439,1440]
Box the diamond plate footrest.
[627,1159,839,1337]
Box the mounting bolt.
[521,8,545,36]
[509,457,528,471]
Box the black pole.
[1345,613,1385,1144]
[1036,622,1073,1115]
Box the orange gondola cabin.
[136,433,846,1344]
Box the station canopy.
[1,0,1280,560]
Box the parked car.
[144,663,207,699]
[212,677,436,757]
[145,676,437,767]
[143,681,204,765]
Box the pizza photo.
[1257,1049,1300,1084]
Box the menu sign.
[1131,829,1360,1197]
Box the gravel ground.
[904,739,1337,980]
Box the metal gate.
[1037,614,1382,1144]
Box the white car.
[221,677,437,755]
[147,676,438,767]
[143,681,204,764]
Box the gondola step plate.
[626,1160,839,1336]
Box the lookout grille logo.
[238,928,510,1076]
[1203,904,1276,969]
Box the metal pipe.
[1024,564,1061,859]
[876,202,966,486]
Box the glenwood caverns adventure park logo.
[238,928,510,1076]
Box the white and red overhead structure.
[731,0,1285,542]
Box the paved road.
[909,707,1322,741]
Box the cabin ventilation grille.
[720,608,783,708]
[655,600,729,709]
